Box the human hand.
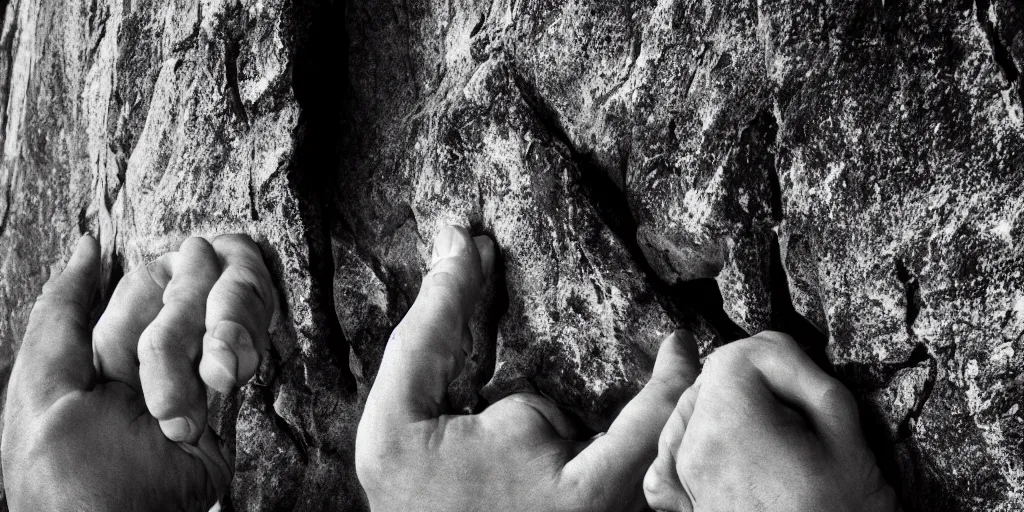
[355,226,700,511]
[643,332,901,512]
[2,234,276,511]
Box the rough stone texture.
[0,0,1021,511]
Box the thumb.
[363,226,496,427]
[10,235,100,412]
[561,330,701,509]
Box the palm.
[28,380,228,511]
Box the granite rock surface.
[0,0,1021,510]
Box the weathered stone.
[0,0,1021,510]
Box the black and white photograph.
[0,0,1021,510]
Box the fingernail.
[431,226,469,266]
[205,324,242,392]
[213,321,243,345]
[161,416,196,443]
[209,321,258,386]
[201,341,238,394]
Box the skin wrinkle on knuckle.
[701,348,743,379]
[141,321,196,356]
[416,286,466,328]
[423,268,473,299]
[180,236,216,254]
[671,403,691,434]
[753,330,794,344]
[646,373,689,400]
[220,266,272,312]
[213,233,262,255]
[32,294,88,317]
[163,286,213,316]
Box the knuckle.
[179,236,216,257]
[27,297,87,334]
[704,342,749,375]
[92,321,116,350]
[221,265,273,310]
[645,373,688,404]
[556,472,599,512]
[355,431,412,489]
[752,330,797,349]
[658,426,677,454]
[139,323,181,356]
[642,467,662,496]
[676,442,708,482]
[213,233,258,249]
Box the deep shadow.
[289,0,355,392]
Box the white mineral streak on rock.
[247,0,266,16]
[122,58,182,265]
[1000,89,1023,128]
[443,6,474,74]
[991,341,1016,365]
[4,0,39,161]
[200,0,230,36]
[0,0,20,229]
[676,163,725,238]
[241,34,286,106]
[991,219,1013,244]
[82,0,123,280]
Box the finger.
[199,234,275,394]
[178,424,234,500]
[731,331,862,445]
[92,254,173,388]
[562,330,700,502]
[138,237,221,444]
[10,236,100,410]
[643,382,700,512]
[644,452,689,512]
[364,226,491,427]
[481,392,578,440]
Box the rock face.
[0,0,1021,510]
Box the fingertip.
[431,225,474,267]
[199,346,238,395]
[62,235,100,278]
[643,464,669,506]
[146,254,175,289]
[160,416,199,444]
[178,235,216,255]
[676,328,698,352]
[751,330,797,347]
[40,235,101,304]
[73,233,99,256]
[653,329,700,387]
[644,451,691,512]
[203,321,259,389]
